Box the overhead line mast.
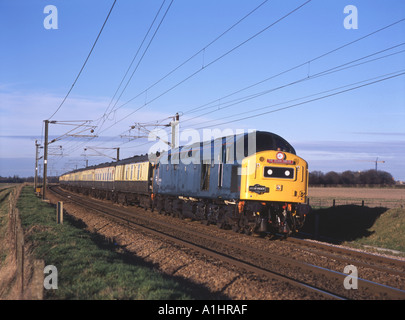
[120,113,180,149]
[41,120,95,200]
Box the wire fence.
[5,184,44,300]
[307,197,405,209]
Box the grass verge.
[0,188,12,268]
[17,186,194,300]
[344,207,405,254]
[303,205,405,255]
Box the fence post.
[32,260,45,300]
[17,224,24,298]
[57,201,63,224]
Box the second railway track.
[49,185,405,300]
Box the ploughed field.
[308,187,405,208]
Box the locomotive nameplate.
[249,184,269,194]
[267,159,295,165]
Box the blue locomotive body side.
[155,162,240,200]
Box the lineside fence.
[7,184,44,300]
[307,198,404,209]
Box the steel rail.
[288,236,405,277]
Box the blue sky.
[0,0,404,180]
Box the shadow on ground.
[64,213,230,300]
[301,205,388,244]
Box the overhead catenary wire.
[60,37,405,167]
[49,16,405,158]
[56,69,405,166]
[59,1,317,160]
[182,18,405,117]
[97,0,271,127]
[52,8,405,171]
[59,0,175,158]
[51,0,273,164]
[190,70,405,130]
[96,0,174,134]
[180,42,405,125]
[84,67,405,162]
[97,0,313,136]
[48,0,117,120]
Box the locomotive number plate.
[249,184,269,194]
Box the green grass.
[303,205,405,255]
[347,207,405,253]
[17,187,194,300]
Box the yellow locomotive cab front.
[240,150,308,204]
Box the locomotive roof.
[60,131,295,177]
[161,131,296,157]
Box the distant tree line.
[0,176,59,184]
[0,171,397,186]
[0,175,28,183]
[309,170,395,186]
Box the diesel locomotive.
[59,131,310,236]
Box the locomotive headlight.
[264,166,294,179]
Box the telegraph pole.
[358,157,385,171]
[42,120,49,200]
[374,157,385,171]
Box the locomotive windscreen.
[243,131,296,156]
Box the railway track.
[287,236,405,277]
[49,186,405,300]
